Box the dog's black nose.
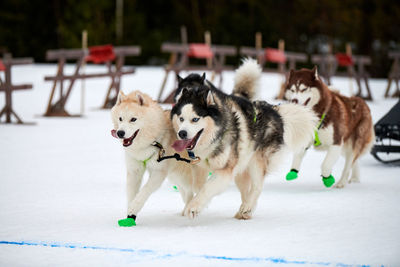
[291,99,298,104]
[117,130,125,138]
[178,130,187,139]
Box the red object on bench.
[85,45,116,64]
[336,53,353,67]
[265,48,286,63]
[187,43,213,59]
[0,60,5,71]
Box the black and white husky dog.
[170,59,318,219]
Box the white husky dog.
[111,91,207,226]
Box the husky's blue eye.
[119,117,122,121]
[192,117,199,122]
[130,117,136,122]
[179,117,184,122]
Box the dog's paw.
[234,211,252,220]
[335,180,347,189]
[234,204,253,220]
[348,177,360,184]
[322,175,335,188]
[184,201,202,219]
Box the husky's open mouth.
[122,129,140,147]
[111,129,139,147]
[172,129,204,152]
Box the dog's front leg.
[125,157,146,208]
[127,168,168,217]
[321,145,341,187]
[286,149,307,181]
[184,169,232,219]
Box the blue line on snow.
[0,240,375,266]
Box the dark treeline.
[0,0,399,77]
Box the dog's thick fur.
[284,67,374,188]
[111,91,207,221]
[171,59,318,219]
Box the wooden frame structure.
[157,27,236,103]
[240,34,308,99]
[0,54,34,124]
[385,51,400,98]
[43,46,140,117]
[312,53,373,100]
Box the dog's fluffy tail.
[277,103,318,153]
[233,58,262,100]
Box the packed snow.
[0,64,399,266]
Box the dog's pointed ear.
[312,66,319,80]
[175,87,189,103]
[288,69,294,81]
[206,90,215,106]
[137,93,145,106]
[175,88,184,103]
[177,74,183,84]
[200,73,206,83]
[116,90,127,105]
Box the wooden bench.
[43,45,140,117]
[157,27,236,103]
[352,55,373,100]
[0,53,34,124]
[240,39,307,99]
[385,51,400,98]
[240,46,307,73]
[311,54,337,85]
[157,42,236,103]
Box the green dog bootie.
[118,215,136,227]
[322,175,335,188]
[286,169,299,181]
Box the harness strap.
[157,153,192,164]
[314,113,326,147]
[151,141,200,164]
[142,155,153,168]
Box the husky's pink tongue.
[111,129,118,138]
[172,139,192,152]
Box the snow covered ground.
[0,64,399,266]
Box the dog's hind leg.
[321,145,341,187]
[349,161,360,184]
[286,149,307,181]
[335,148,354,188]
[127,169,167,217]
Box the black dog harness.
[151,141,200,164]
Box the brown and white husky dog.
[284,67,374,188]
[171,59,318,219]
